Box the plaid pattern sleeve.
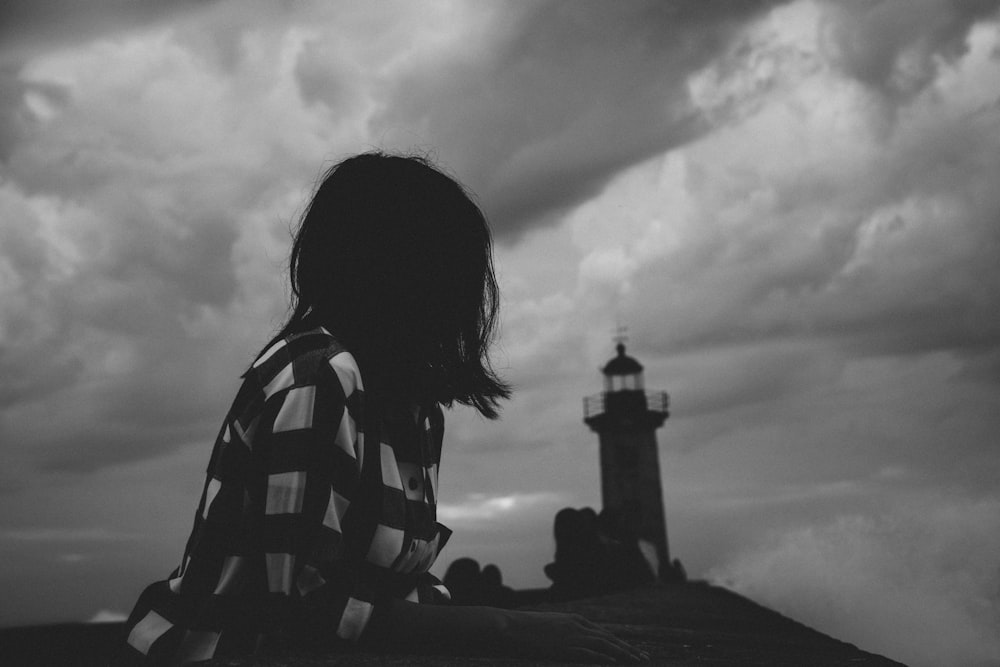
[113,328,453,665]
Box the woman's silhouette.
[112,152,645,665]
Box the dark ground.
[0,582,906,666]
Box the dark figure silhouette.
[442,559,515,608]
[544,507,614,599]
[443,557,483,605]
[481,563,502,588]
[480,564,515,608]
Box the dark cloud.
[955,347,1000,384]
[0,70,71,164]
[39,413,217,474]
[628,91,1000,379]
[1,323,252,473]
[0,0,322,476]
[0,0,216,55]
[364,0,785,239]
[0,67,30,160]
[820,0,1000,102]
[0,173,246,475]
[294,51,357,113]
[0,354,83,409]
[664,341,839,420]
[101,216,240,311]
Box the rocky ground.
[0,582,906,666]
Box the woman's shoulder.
[245,326,364,398]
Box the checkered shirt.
[114,327,453,665]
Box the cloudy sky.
[1,1,999,664]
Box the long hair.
[266,151,510,418]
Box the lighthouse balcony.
[583,390,669,421]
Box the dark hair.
[267,151,509,418]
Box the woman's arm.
[366,597,648,663]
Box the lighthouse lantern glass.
[606,371,644,392]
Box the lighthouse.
[583,340,673,581]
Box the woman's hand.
[496,609,648,664]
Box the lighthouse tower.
[583,340,672,581]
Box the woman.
[113,152,646,664]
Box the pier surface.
[0,582,905,666]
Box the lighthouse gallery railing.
[583,390,669,420]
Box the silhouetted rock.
[479,564,515,608]
[545,506,664,600]
[544,506,610,599]
[442,557,482,605]
[441,559,516,608]
[0,584,906,666]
